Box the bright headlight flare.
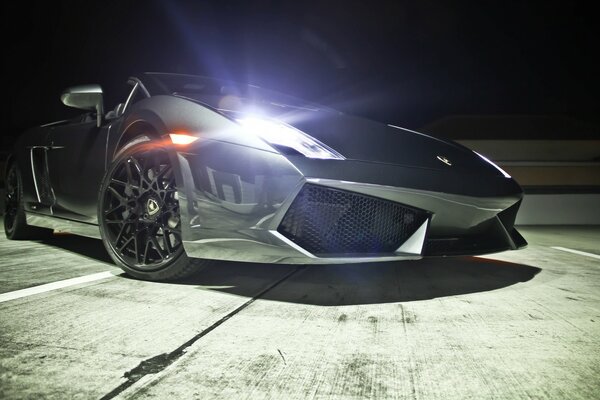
[237,117,344,160]
[474,151,511,178]
[169,133,199,145]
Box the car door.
[44,79,145,223]
[45,115,111,223]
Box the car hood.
[286,110,498,174]
[178,94,501,176]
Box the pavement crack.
[98,266,304,400]
[277,349,287,365]
[122,353,175,381]
[399,304,408,334]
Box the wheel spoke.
[162,230,173,254]
[129,156,143,174]
[133,230,140,264]
[111,179,127,187]
[125,160,135,185]
[104,204,124,216]
[129,156,146,187]
[165,224,181,235]
[165,203,179,213]
[156,165,172,184]
[118,236,133,252]
[108,186,127,205]
[115,223,128,246]
[143,238,151,264]
[150,236,165,261]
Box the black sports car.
[4,73,527,280]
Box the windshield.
[142,72,329,116]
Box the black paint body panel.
[9,73,527,263]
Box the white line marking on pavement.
[551,247,600,260]
[0,271,118,303]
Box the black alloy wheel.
[4,163,53,239]
[99,139,204,280]
[4,164,19,234]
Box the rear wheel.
[98,138,209,281]
[4,162,53,240]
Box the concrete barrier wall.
[457,140,600,161]
[516,194,600,225]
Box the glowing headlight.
[237,117,344,160]
[474,151,511,178]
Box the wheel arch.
[3,153,15,177]
[113,118,165,161]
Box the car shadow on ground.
[38,234,541,305]
[40,234,114,264]
[179,257,541,305]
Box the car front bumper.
[174,143,526,264]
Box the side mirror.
[61,84,104,127]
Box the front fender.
[169,138,304,248]
[120,95,276,152]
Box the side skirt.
[25,212,101,239]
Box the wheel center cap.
[146,198,160,216]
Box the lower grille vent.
[278,184,427,255]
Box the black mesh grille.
[423,236,509,256]
[278,184,428,255]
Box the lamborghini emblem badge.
[437,155,452,166]
[147,198,160,216]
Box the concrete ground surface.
[0,222,598,399]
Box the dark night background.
[3,0,599,151]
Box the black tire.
[4,162,53,240]
[98,136,210,281]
